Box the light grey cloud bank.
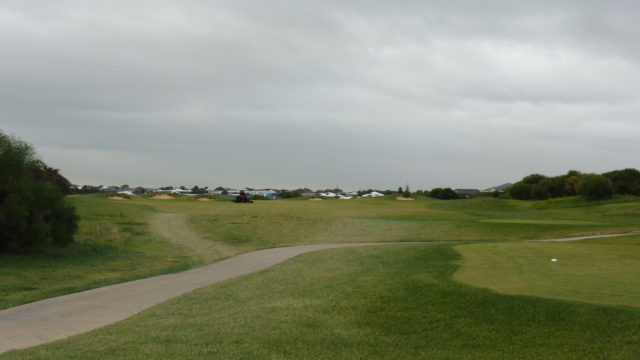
[1,1,639,189]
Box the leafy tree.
[402,184,411,198]
[508,182,532,200]
[602,168,640,195]
[0,130,78,253]
[531,177,565,200]
[578,174,614,200]
[31,160,73,195]
[191,185,207,194]
[522,174,547,185]
[563,170,582,196]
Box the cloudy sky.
[2,1,639,190]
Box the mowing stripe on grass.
[0,242,435,354]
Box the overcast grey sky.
[2,1,639,190]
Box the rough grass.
[2,194,639,310]
[0,196,197,310]
[454,235,640,307]
[3,245,640,359]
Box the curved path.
[527,231,640,242]
[1,230,638,354]
[0,242,423,354]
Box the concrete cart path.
[527,231,640,242]
[0,242,427,354]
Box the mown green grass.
[4,244,640,360]
[454,235,640,307]
[2,194,639,310]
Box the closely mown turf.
[454,235,640,307]
[3,244,640,359]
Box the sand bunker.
[107,196,128,201]
[395,196,415,201]
[309,197,324,201]
[150,194,175,200]
[197,198,213,201]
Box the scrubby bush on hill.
[578,174,614,200]
[509,169,633,201]
[602,168,640,195]
[0,130,78,253]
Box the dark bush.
[429,188,459,200]
[508,182,532,200]
[522,174,547,185]
[603,168,640,195]
[0,130,78,253]
[578,174,614,200]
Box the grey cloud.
[2,1,640,189]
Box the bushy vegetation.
[278,189,302,199]
[602,168,640,195]
[429,187,460,199]
[509,169,636,201]
[578,174,614,200]
[0,130,78,253]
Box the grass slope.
[0,196,197,309]
[3,245,640,359]
[454,235,640,307]
[2,194,639,310]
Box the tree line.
[509,169,640,200]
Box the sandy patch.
[395,196,415,201]
[309,197,324,201]
[151,194,175,200]
[107,196,128,200]
[197,198,213,201]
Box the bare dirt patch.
[395,196,415,201]
[106,196,128,201]
[197,198,212,201]
[309,197,324,201]
[150,194,175,200]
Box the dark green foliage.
[429,187,459,200]
[578,174,614,200]
[522,173,547,184]
[31,160,73,195]
[508,182,532,200]
[278,190,302,199]
[603,168,640,195]
[531,177,565,200]
[0,130,78,253]
[512,169,639,201]
[190,185,207,194]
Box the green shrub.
[578,174,614,200]
[0,130,78,253]
[508,182,532,200]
